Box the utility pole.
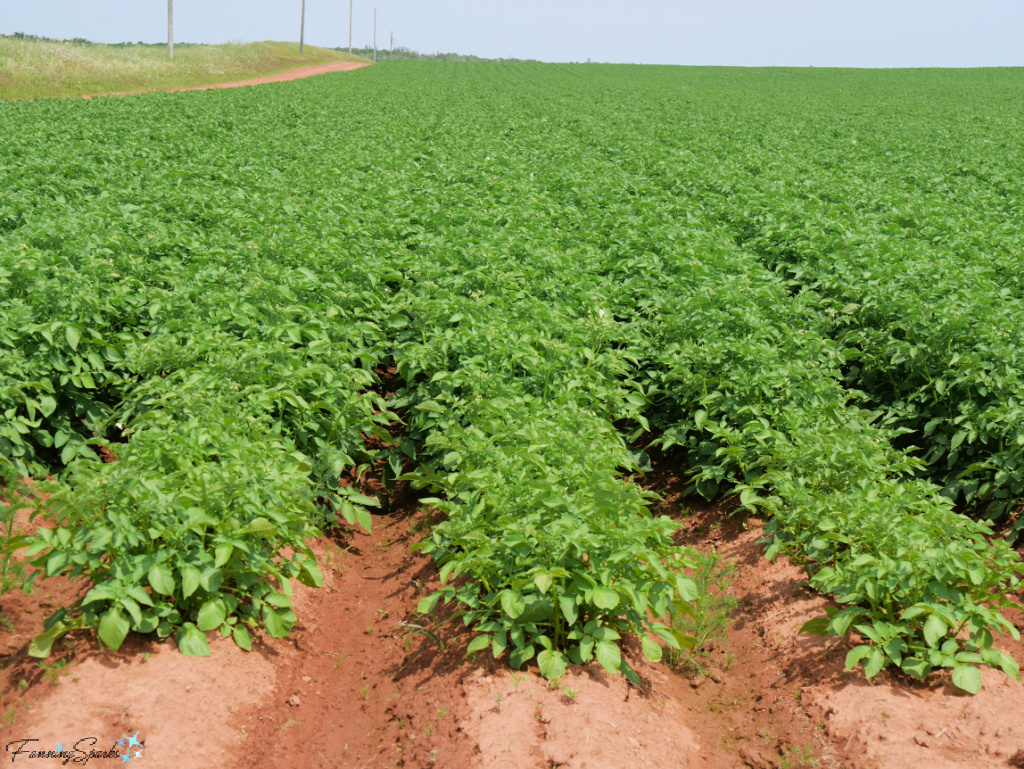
[373,8,377,63]
[299,0,306,56]
[348,0,353,56]
[390,30,393,58]
[167,0,174,60]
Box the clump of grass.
[668,549,738,675]
[0,36,370,101]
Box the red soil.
[79,61,370,100]
[3,458,1024,768]
[164,61,370,93]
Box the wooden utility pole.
[348,0,353,56]
[167,0,174,60]
[373,8,377,63]
[300,0,306,56]
[390,30,393,58]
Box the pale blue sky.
[4,1,1023,67]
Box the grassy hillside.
[0,35,370,100]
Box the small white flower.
[597,308,606,318]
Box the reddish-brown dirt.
[4,453,1024,768]
[78,61,370,100]
[164,61,370,93]
[645,451,1024,769]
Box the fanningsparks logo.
[114,732,145,763]
[5,731,145,764]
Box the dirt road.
[164,61,370,93]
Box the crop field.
[2,62,1024,765]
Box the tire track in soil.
[238,500,479,769]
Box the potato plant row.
[614,69,1024,526]
[1,91,401,655]
[0,63,1021,691]
[734,201,1024,527]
